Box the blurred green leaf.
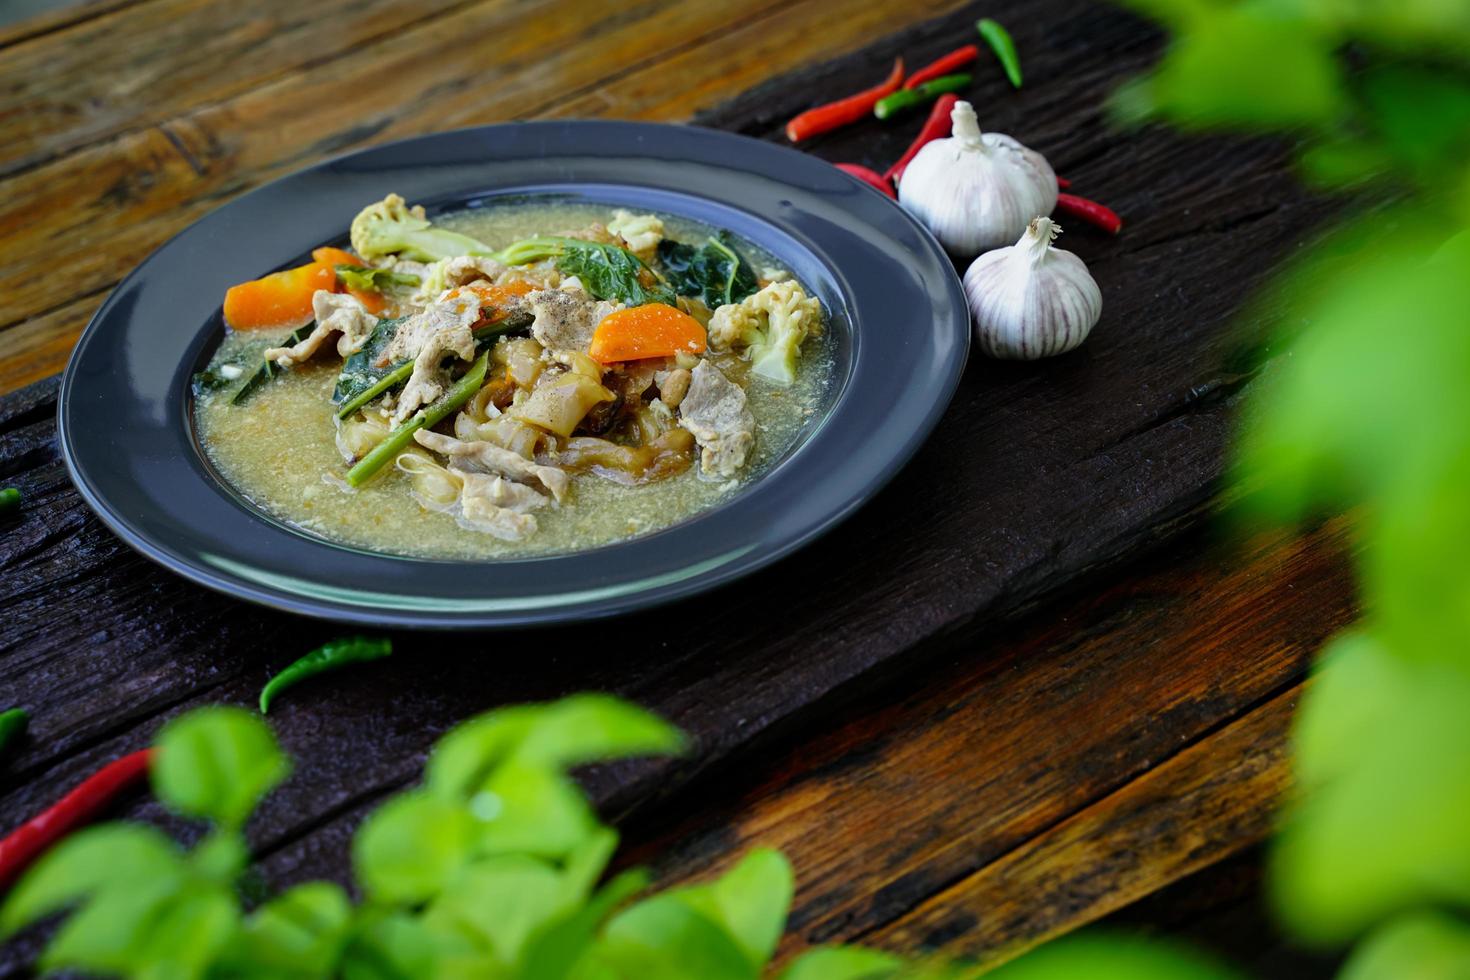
[425,706,542,802]
[593,892,758,980]
[777,946,905,979]
[153,707,290,829]
[128,881,240,979]
[1114,6,1346,130]
[354,791,477,905]
[38,876,185,976]
[0,824,183,937]
[1272,657,1470,942]
[1299,0,1470,56]
[190,829,250,884]
[1234,210,1470,531]
[218,882,353,979]
[340,909,475,980]
[522,868,650,980]
[983,931,1243,978]
[1292,631,1404,791]
[514,694,687,770]
[422,855,567,964]
[426,696,685,806]
[1298,136,1396,189]
[670,848,794,969]
[1361,66,1470,185]
[473,762,601,861]
[1338,910,1470,979]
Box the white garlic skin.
[964,217,1102,360]
[898,101,1057,258]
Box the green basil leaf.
[496,237,674,306]
[38,875,185,976]
[474,761,600,860]
[592,892,757,980]
[675,848,793,969]
[559,826,620,903]
[422,854,566,964]
[218,881,353,979]
[425,706,542,801]
[523,868,650,980]
[657,233,759,309]
[1114,7,1344,130]
[130,881,241,979]
[340,909,477,980]
[425,695,683,803]
[353,791,477,905]
[152,707,290,829]
[1339,911,1470,980]
[0,824,184,936]
[776,947,904,980]
[190,829,250,883]
[514,694,687,770]
[985,932,1241,979]
[557,241,676,307]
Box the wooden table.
[0,0,1355,974]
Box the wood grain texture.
[0,0,471,177]
[0,0,971,351]
[0,0,1357,973]
[869,684,1302,966]
[618,519,1356,966]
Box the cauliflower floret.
[607,210,665,263]
[707,280,823,386]
[350,193,495,264]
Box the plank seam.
[0,0,499,183]
[0,0,156,51]
[832,674,1310,951]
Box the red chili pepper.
[904,45,979,90]
[1056,176,1072,189]
[0,749,153,889]
[883,93,959,186]
[786,58,904,143]
[834,163,896,199]
[1055,193,1124,234]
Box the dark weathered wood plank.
[1098,848,1340,979]
[867,684,1301,966]
[614,519,1355,964]
[0,0,968,334]
[0,0,475,177]
[0,0,144,48]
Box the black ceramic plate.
[59,121,969,628]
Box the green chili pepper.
[0,708,28,759]
[874,74,972,120]
[259,637,392,714]
[977,18,1022,89]
[0,488,20,516]
[345,350,489,487]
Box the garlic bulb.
[898,101,1057,258]
[964,217,1101,360]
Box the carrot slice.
[313,247,393,313]
[311,246,365,268]
[346,287,390,314]
[589,304,706,363]
[445,279,538,320]
[223,261,337,331]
